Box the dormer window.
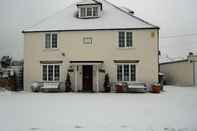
[77,0,102,18]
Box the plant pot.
[152,84,161,93]
[116,84,124,93]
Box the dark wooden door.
[83,65,93,92]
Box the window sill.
[43,48,59,52]
[117,47,135,50]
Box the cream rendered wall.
[24,29,159,91]
[160,61,194,86]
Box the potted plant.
[65,73,71,92]
[152,83,161,93]
[103,73,111,92]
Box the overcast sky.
[0,0,197,61]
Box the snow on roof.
[77,0,97,5]
[23,0,159,33]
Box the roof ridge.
[102,0,159,29]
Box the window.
[80,8,86,17]
[83,37,92,44]
[93,7,98,16]
[117,65,122,81]
[119,32,125,47]
[79,6,99,18]
[118,32,133,48]
[42,64,60,81]
[52,34,58,48]
[117,64,136,81]
[45,34,51,48]
[87,8,92,16]
[45,33,58,49]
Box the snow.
[0,86,197,131]
[23,0,157,32]
[77,0,97,5]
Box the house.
[23,0,160,92]
[160,53,197,86]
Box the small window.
[118,32,133,48]
[117,64,136,82]
[83,37,92,44]
[45,33,58,49]
[80,8,86,17]
[87,8,92,16]
[42,64,60,81]
[93,7,98,16]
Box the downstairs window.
[117,64,136,81]
[42,64,60,81]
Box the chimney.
[188,52,194,63]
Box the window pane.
[80,8,86,17]
[130,65,136,81]
[124,65,129,81]
[54,65,60,81]
[42,65,47,81]
[45,34,51,48]
[87,8,92,16]
[117,65,122,81]
[126,32,132,47]
[93,7,98,16]
[52,33,57,48]
[48,65,53,81]
[119,32,125,47]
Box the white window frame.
[79,5,100,18]
[116,63,136,82]
[45,32,58,49]
[41,64,60,82]
[118,32,133,48]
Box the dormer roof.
[77,0,99,6]
[23,0,159,33]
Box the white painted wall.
[24,29,159,91]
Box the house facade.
[23,0,159,92]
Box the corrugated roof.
[23,0,159,33]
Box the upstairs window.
[80,8,86,17]
[45,33,58,49]
[93,7,98,16]
[118,32,133,48]
[79,6,99,18]
[87,8,92,16]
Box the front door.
[83,65,93,92]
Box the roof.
[23,0,159,33]
[160,59,189,65]
[77,0,98,5]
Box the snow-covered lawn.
[0,86,197,131]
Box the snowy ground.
[0,86,197,131]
